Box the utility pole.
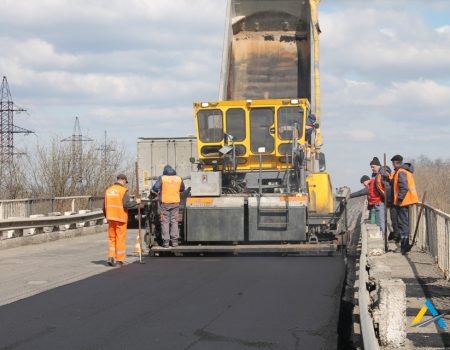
[0,77,33,177]
[61,117,93,194]
[96,130,115,184]
[0,76,33,180]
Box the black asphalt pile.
[0,256,344,350]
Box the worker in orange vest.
[152,165,185,248]
[103,174,140,266]
[350,175,384,232]
[391,155,419,254]
[370,157,400,242]
[373,164,400,242]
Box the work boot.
[117,261,124,267]
[161,242,170,248]
[107,257,116,267]
[171,240,179,248]
[400,238,409,255]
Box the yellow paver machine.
[149,0,350,255]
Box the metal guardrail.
[359,207,381,350]
[0,196,104,220]
[0,211,105,240]
[410,203,450,279]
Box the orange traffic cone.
[133,234,142,254]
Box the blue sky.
[1,0,449,190]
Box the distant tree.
[413,156,450,213]
[26,137,132,198]
[0,158,29,199]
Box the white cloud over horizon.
[1,0,449,190]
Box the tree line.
[2,146,449,215]
[1,138,132,200]
[413,156,450,213]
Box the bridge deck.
[0,229,345,349]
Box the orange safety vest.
[393,169,419,206]
[104,184,128,223]
[375,174,385,198]
[161,175,182,204]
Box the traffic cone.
[133,234,141,254]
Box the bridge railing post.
[27,199,33,217]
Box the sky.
[1,0,449,190]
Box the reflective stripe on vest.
[104,184,128,223]
[161,175,182,204]
[393,169,419,206]
[368,179,383,205]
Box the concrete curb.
[359,212,381,350]
[0,224,108,250]
[361,209,407,348]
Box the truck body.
[137,137,197,193]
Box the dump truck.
[146,0,350,255]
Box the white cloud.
[379,28,396,38]
[0,38,79,70]
[1,0,449,192]
[320,7,450,80]
[317,3,450,188]
[347,130,376,141]
[436,25,450,35]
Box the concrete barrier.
[23,214,45,236]
[374,279,406,347]
[0,196,104,220]
[358,213,381,350]
[360,207,407,348]
[0,210,105,242]
[0,224,108,250]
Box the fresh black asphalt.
[0,256,345,350]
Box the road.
[0,230,346,350]
[0,229,138,307]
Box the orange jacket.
[161,175,182,204]
[393,168,418,206]
[104,184,128,223]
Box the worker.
[350,173,384,232]
[377,165,400,241]
[152,165,185,248]
[391,155,419,254]
[373,163,400,242]
[369,157,385,233]
[350,175,370,200]
[305,113,318,144]
[103,174,140,266]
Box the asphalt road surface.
[0,255,345,350]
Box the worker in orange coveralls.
[103,174,140,266]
